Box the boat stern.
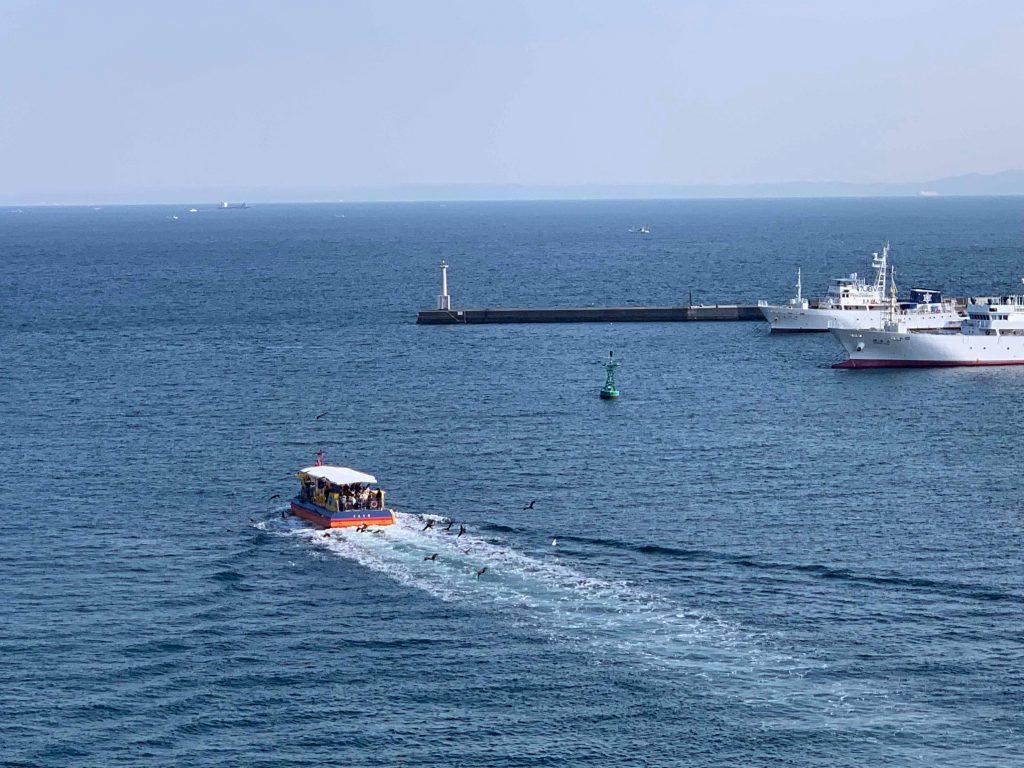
[290,498,397,528]
[761,303,833,333]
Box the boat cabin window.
[299,476,385,511]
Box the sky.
[1,0,1023,202]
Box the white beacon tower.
[437,260,451,310]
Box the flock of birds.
[257,410,559,580]
[417,517,488,576]
[259,493,557,580]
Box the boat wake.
[254,511,949,730]
[261,512,793,673]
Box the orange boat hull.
[290,500,396,528]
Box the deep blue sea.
[2,198,1023,767]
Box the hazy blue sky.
[2,1,1023,201]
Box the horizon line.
[6,191,1024,208]
[6,169,1024,207]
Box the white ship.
[758,244,962,332]
[832,288,1024,368]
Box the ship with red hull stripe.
[290,452,395,528]
[832,290,1024,369]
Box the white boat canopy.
[299,465,377,485]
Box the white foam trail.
[267,512,779,668]
[255,511,951,731]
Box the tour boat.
[290,451,395,528]
[757,244,962,332]
[832,290,1024,368]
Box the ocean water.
[2,198,1023,767]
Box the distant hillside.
[336,170,1024,201]
[921,170,1024,196]
[6,170,1024,206]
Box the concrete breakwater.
[416,304,766,324]
[417,262,969,325]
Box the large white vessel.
[758,244,962,332]
[832,290,1024,368]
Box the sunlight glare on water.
[2,199,1022,767]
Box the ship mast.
[885,264,899,326]
[871,243,889,298]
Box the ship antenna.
[796,267,802,302]
[880,244,888,296]
[886,265,898,324]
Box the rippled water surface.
[2,199,1023,766]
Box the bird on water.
[424,553,438,561]
[475,567,488,578]
[268,493,281,501]
[422,519,435,531]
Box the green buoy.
[599,351,621,399]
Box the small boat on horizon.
[290,450,395,528]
